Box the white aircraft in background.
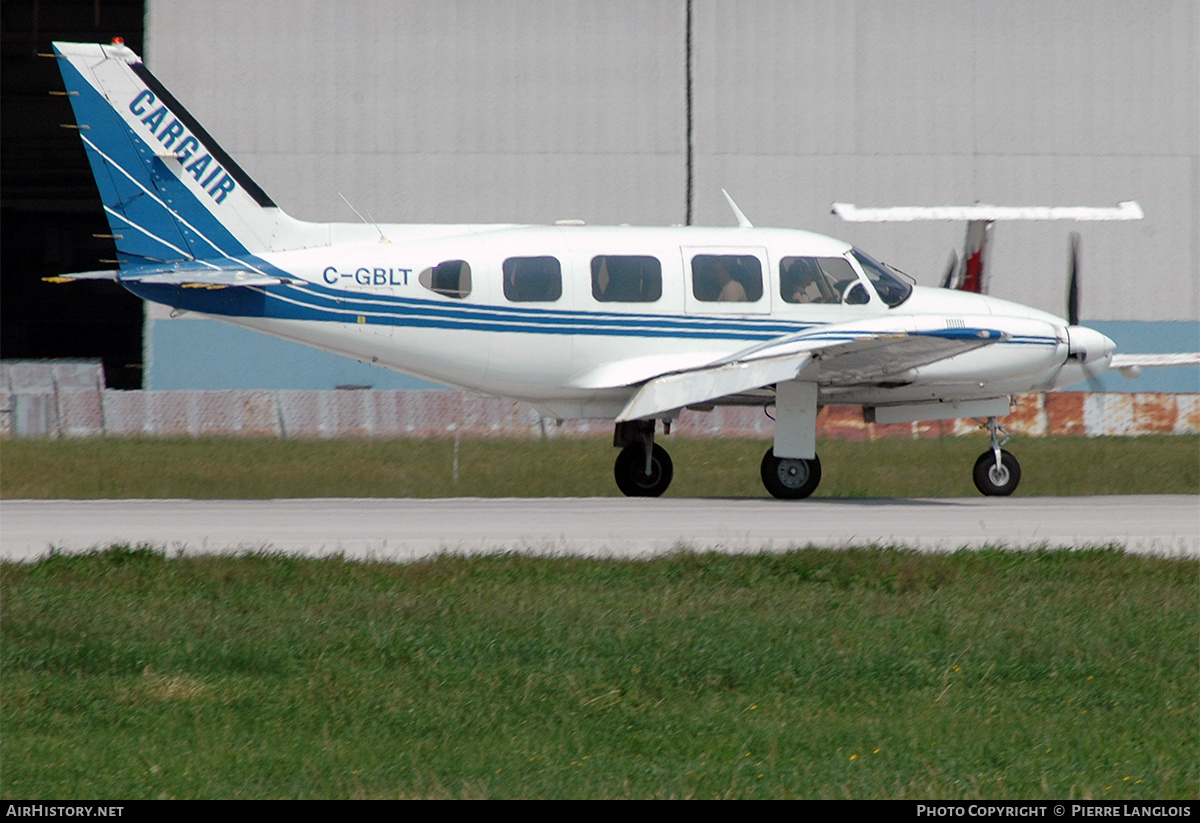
[47,40,1197,499]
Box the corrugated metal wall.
[691,0,1198,322]
[146,0,687,226]
[140,1,1197,385]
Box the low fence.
[3,360,1198,440]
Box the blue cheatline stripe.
[125,281,789,340]
[281,283,809,335]
[124,278,1051,349]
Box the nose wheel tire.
[614,443,674,497]
[760,449,822,499]
[972,449,1021,496]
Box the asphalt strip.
[2,496,1197,562]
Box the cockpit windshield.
[850,249,913,307]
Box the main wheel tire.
[760,449,822,499]
[972,449,1021,496]
[614,443,674,497]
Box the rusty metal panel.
[57,390,105,437]
[6,379,1200,441]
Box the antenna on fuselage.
[721,189,753,228]
[338,192,390,244]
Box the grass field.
[2,434,1197,498]
[3,435,1196,798]
[2,546,1196,799]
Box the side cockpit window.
[779,257,856,304]
[418,260,472,299]
[592,255,662,302]
[503,256,562,302]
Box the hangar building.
[50,1,1200,391]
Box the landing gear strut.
[973,416,1021,496]
[613,420,673,497]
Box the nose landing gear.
[973,416,1021,496]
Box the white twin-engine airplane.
[48,40,1189,499]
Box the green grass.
[2,546,1195,799]
[2,435,1197,498]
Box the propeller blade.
[1066,232,1081,325]
[940,250,958,289]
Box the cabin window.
[779,257,858,304]
[503,256,562,302]
[691,254,762,303]
[418,260,472,299]
[591,255,662,303]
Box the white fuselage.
[167,222,1111,420]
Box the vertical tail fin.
[954,219,993,294]
[52,40,322,269]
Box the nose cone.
[1067,325,1116,375]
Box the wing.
[616,322,1008,422]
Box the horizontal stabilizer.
[124,268,302,288]
[42,270,120,283]
[46,265,301,288]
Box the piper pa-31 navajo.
[48,40,1191,499]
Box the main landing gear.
[611,419,825,500]
[973,416,1021,496]
[760,449,822,499]
[613,420,674,497]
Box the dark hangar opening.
[1,0,147,389]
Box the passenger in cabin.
[713,259,747,302]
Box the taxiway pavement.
[2,496,1196,562]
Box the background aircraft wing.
[616,324,1008,421]
[1110,352,1200,379]
[1110,353,1200,369]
